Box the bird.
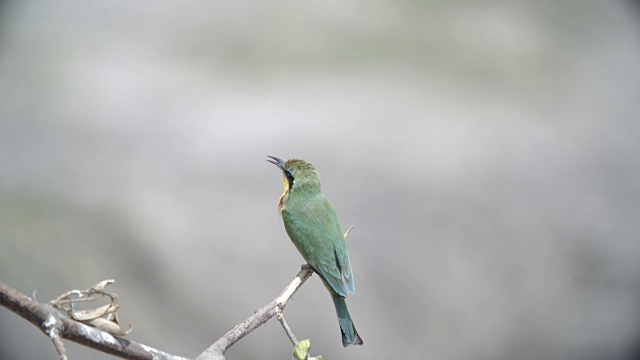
[267,156,363,347]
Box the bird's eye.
[285,169,294,187]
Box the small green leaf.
[293,339,311,360]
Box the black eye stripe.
[285,169,294,187]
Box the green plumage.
[268,156,363,347]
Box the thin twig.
[197,228,353,360]
[44,315,68,360]
[275,305,298,345]
[344,225,355,239]
[196,266,314,360]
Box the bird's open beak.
[267,156,286,171]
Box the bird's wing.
[283,194,354,297]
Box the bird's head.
[267,156,321,197]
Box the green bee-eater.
[267,156,363,347]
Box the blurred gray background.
[1,1,639,359]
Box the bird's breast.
[277,189,288,213]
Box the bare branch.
[196,266,314,360]
[0,281,189,360]
[1,252,336,359]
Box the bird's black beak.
[267,156,286,171]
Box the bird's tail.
[332,293,363,347]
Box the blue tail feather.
[332,293,363,347]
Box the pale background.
[1,1,639,359]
